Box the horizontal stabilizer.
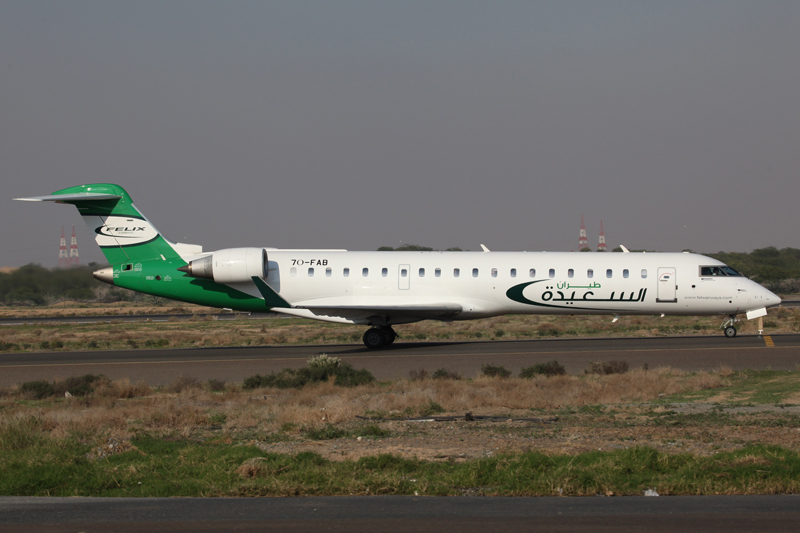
[14,193,122,202]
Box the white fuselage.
[254,250,779,325]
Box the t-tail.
[15,183,199,266]
[15,184,289,312]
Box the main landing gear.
[363,326,397,349]
[720,315,739,338]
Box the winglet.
[620,245,630,253]
[480,244,490,252]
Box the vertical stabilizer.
[15,184,182,265]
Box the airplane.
[16,184,781,349]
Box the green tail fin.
[19,184,185,265]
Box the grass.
[657,369,800,405]
[3,367,800,497]
[0,437,798,496]
[1,305,798,353]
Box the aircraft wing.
[296,303,462,323]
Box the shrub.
[537,323,562,337]
[304,425,348,440]
[432,367,461,380]
[481,363,511,378]
[418,400,445,417]
[357,424,391,438]
[207,379,226,392]
[408,368,429,381]
[145,338,169,347]
[519,360,566,378]
[242,361,375,390]
[0,416,43,450]
[585,360,630,375]
[307,353,340,371]
[166,375,202,393]
[54,374,106,397]
[19,380,54,399]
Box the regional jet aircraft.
[16,184,780,348]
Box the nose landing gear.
[363,326,397,349]
[720,315,739,338]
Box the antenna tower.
[69,225,80,265]
[598,220,607,251]
[578,215,589,250]
[58,227,70,268]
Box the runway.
[1,495,799,532]
[1,333,797,386]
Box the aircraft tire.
[724,326,737,338]
[363,328,385,349]
[382,327,397,345]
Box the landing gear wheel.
[363,328,385,349]
[724,326,737,338]
[381,327,397,345]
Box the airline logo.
[91,216,159,247]
[507,280,647,311]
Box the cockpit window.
[700,266,743,277]
[721,266,742,276]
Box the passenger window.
[325,267,332,277]
[435,268,441,277]
[308,267,314,277]
[343,268,350,277]
[510,268,517,278]
[419,268,425,277]
[290,267,297,277]
[454,268,460,278]
[641,269,647,279]
[587,269,593,278]
[472,268,479,277]
[529,268,536,278]
[491,268,498,278]
[381,267,388,277]
[549,268,555,278]
[623,269,629,279]
[401,268,408,277]
[362,268,369,277]
[568,269,574,278]
[606,269,613,278]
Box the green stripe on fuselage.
[112,260,284,312]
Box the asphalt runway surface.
[0,333,798,386]
[1,495,799,532]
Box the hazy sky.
[3,1,799,267]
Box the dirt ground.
[247,404,800,462]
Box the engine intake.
[178,248,267,284]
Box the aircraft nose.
[761,286,781,308]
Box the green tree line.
[708,247,800,291]
[0,264,108,305]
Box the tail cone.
[93,267,114,285]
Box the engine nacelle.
[178,247,267,284]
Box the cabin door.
[657,267,677,303]
[398,264,410,290]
